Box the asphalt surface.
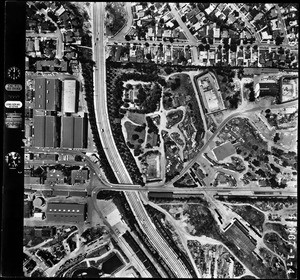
[91,3,192,277]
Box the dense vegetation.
[106,64,164,185]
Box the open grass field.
[127,112,146,125]
[124,121,146,149]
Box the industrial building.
[45,79,61,111]
[61,116,74,148]
[73,116,88,148]
[35,78,62,111]
[35,78,46,109]
[71,169,89,185]
[33,115,45,147]
[61,115,88,149]
[63,79,78,113]
[46,203,87,223]
[33,115,60,148]
[45,116,59,148]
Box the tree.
[169,37,174,43]
[201,38,207,44]
[230,44,237,52]
[146,53,152,60]
[275,36,284,46]
[205,44,210,51]
[132,134,139,141]
[278,47,285,54]
[249,89,255,102]
[125,34,131,41]
[164,66,173,75]
[198,44,204,51]
[181,15,186,22]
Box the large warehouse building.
[61,116,74,148]
[61,115,88,149]
[45,79,61,111]
[33,115,45,147]
[46,203,87,223]
[33,115,60,148]
[35,78,61,111]
[35,78,46,109]
[63,79,78,113]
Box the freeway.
[92,2,193,277]
[92,2,130,179]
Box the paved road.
[92,3,192,277]
[92,2,130,179]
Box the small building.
[257,82,279,97]
[71,169,89,185]
[45,169,64,185]
[33,212,45,220]
[46,203,87,223]
[212,142,236,161]
[145,153,161,182]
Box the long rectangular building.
[46,79,61,111]
[46,203,86,223]
[63,79,77,113]
[61,116,74,148]
[35,78,46,109]
[73,116,88,149]
[33,115,45,147]
[45,116,59,148]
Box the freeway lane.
[92,2,130,179]
[92,3,192,277]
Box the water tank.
[33,197,45,208]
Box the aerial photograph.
[23,2,297,278]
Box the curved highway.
[91,2,192,277]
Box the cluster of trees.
[105,3,126,36]
[226,91,241,109]
[169,77,181,90]
[106,67,165,184]
[244,81,255,102]
[146,116,159,134]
